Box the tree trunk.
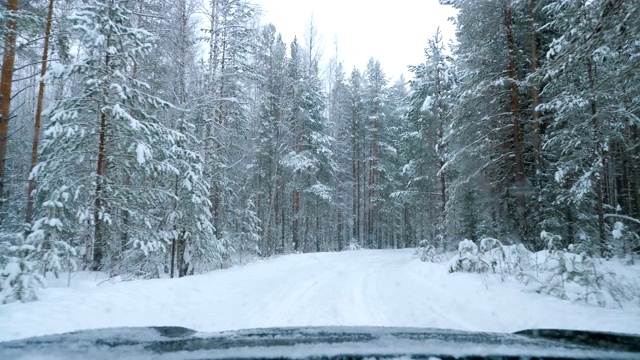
[273,176,279,251]
[212,33,227,240]
[315,201,320,252]
[117,60,138,269]
[439,159,446,239]
[337,208,343,250]
[26,0,55,224]
[588,59,607,255]
[177,234,185,277]
[504,0,527,240]
[356,155,361,243]
[403,203,411,248]
[351,108,358,242]
[368,114,377,247]
[170,237,176,278]
[435,40,447,247]
[631,125,640,220]
[293,187,300,251]
[529,0,544,242]
[92,10,113,271]
[362,157,367,246]
[0,0,20,221]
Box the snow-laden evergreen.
[29,0,219,280]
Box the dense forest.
[0,0,638,302]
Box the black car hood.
[1,326,639,359]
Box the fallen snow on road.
[1,249,639,341]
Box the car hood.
[1,326,639,359]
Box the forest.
[0,0,638,303]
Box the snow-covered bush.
[448,238,531,276]
[416,240,437,262]
[448,239,484,273]
[347,240,362,251]
[482,239,531,279]
[1,236,45,304]
[611,222,639,264]
[234,199,262,264]
[26,217,77,278]
[446,234,639,307]
[1,227,78,304]
[531,245,605,304]
[519,231,640,307]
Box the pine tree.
[32,0,215,276]
[402,29,455,250]
[283,37,334,252]
[252,25,289,255]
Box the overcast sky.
[254,0,458,80]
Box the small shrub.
[416,240,437,262]
[1,241,45,304]
[347,240,362,251]
[448,239,487,273]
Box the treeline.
[0,0,639,303]
[404,0,640,256]
[0,0,412,303]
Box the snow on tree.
[32,0,217,276]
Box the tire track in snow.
[250,250,469,330]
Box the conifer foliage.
[405,0,640,259]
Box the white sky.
[254,0,458,80]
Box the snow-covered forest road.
[1,249,639,341]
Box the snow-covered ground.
[1,249,639,341]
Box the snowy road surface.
[1,249,640,341]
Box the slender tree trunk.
[351,109,357,242]
[504,0,527,240]
[403,203,411,248]
[315,200,320,252]
[178,0,188,106]
[362,157,367,246]
[92,2,114,271]
[292,121,300,250]
[93,110,108,270]
[26,0,55,224]
[273,177,279,251]
[631,125,640,220]
[281,205,285,251]
[116,59,139,271]
[0,0,20,221]
[337,208,343,250]
[167,0,187,277]
[83,218,92,268]
[213,32,228,240]
[293,187,300,251]
[368,115,377,247]
[356,147,361,243]
[529,0,543,245]
[435,44,447,248]
[588,59,607,255]
[170,237,176,278]
[504,0,525,184]
[169,171,181,278]
[439,159,446,239]
[177,233,184,277]
[209,0,218,84]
